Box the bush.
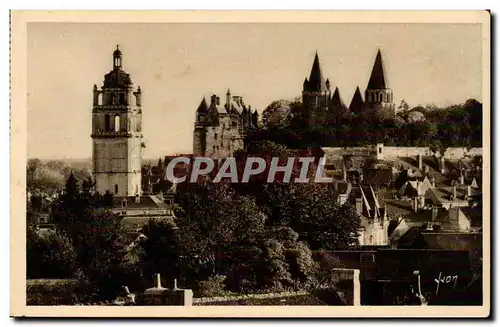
[197,275,229,297]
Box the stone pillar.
[140,274,193,306]
[353,269,361,306]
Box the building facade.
[302,49,396,123]
[91,46,144,197]
[193,89,258,158]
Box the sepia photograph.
[10,10,490,318]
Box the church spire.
[331,87,345,108]
[307,51,326,92]
[349,86,364,113]
[367,49,387,89]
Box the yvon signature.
[434,272,458,295]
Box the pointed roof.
[367,49,387,90]
[307,52,327,92]
[349,86,364,113]
[331,87,346,108]
[196,97,208,113]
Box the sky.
[27,22,482,160]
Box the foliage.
[27,159,91,193]
[261,99,293,129]
[197,275,229,297]
[26,231,77,279]
[248,98,482,148]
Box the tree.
[27,231,77,279]
[49,173,134,301]
[141,219,182,285]
[261,100,293,129]
[174,181,267,289]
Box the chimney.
[413,196,418,212]
[216,96,220,105]
[210,94,217,105]
[424,165,429,174]
[226,88,231,107]
[467,185,472,197]
[431,177,436,188]
[459,174,464,185]
[417,154,423,170]
[135,193,140,204]
[452,185,457,200]
[355,198,363,215]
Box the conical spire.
[196,97,208,113]
[349,86,364,113]
[307,52,327,92]
[331,87,345,108]
[367,49,387,89]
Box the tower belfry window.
[105,114,111,132]
[115,115,120,132]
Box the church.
[91,46,175,228]
[302,49,396,124]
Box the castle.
[193,89,259,158]
[302,49,396,124]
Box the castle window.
[115,184,118,194]
[114,115,120,132]
[378,93,383,102]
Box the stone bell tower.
[91,45,143,197]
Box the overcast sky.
[27,22,482,160]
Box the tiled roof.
[113,195,167,209]
[459,206,482,228]
[364,168,393,186]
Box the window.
[119,93,126,105]
[114,115,120,132]
[360,253,375,263]
[105,115,111,132]
[122,199,127,208]
[115,184,118,194]
[214,133,218,140]
[379,147,382,154]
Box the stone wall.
[378,145,432,160]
